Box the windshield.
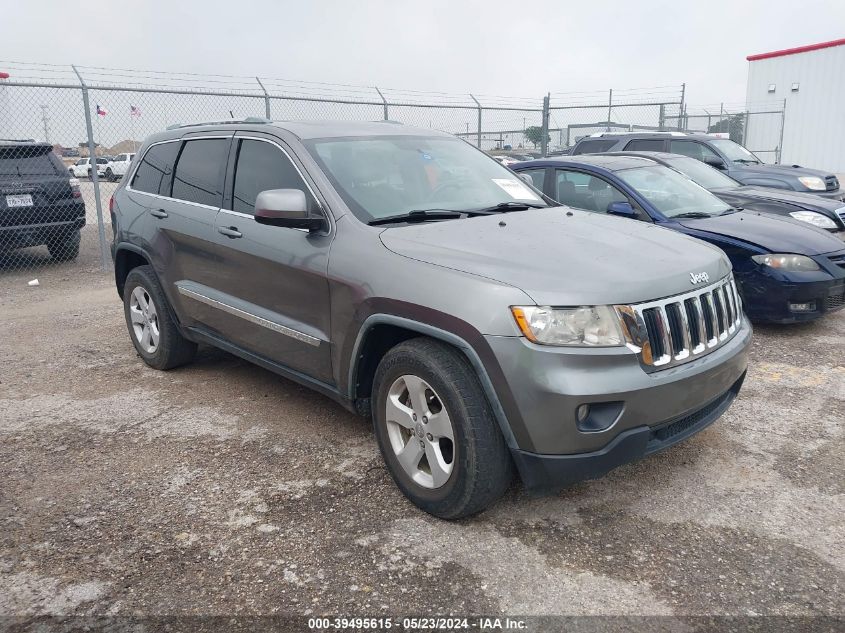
[709,139,761,164]
[664,155,741,189]
[305,135,546,222]
[616,165,732,218]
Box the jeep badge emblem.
[690,271,709,285]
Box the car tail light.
[69,177,82,198]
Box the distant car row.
[512,151,845,324]
[68,153,135,182]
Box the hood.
[379,208,731,306]
[729,186,845,212]
[739,162,836,180]
[674,211,845,256]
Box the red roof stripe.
[747,38,845,61]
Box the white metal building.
[745,38,845,173]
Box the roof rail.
[165,116,271,131]
[588,131,687,138]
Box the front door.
[207,134,333,384]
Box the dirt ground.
[0,250,843,628]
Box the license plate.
[6,194,33,208]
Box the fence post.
[658,103,665,130]
[777,98,787,164]
[678,83,686,130]
[255,77,271,119]
[71,65,109,272]
[469,94,482,148]
[374,87,389,120]
[606,88,613,131]
[541,94,550,157]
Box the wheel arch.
[114,243,152,298]
[348,314,519,449]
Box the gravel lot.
[0,250,843,627]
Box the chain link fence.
[0,63,786,280]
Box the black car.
[0,141,86,261]
[571,132,844,201]
[604,151,845,236]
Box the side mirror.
[606,201,638,219]
[517,173,535,186]
[703,155,726,170]
[254,189,324,231]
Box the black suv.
[0,141,86,261]
[571,132,844,201]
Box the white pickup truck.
[103,153,136,182]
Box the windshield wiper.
[733,158,761,165]
[673,212,714,219]
[720,207,741,215]
[367,210,463,226]
[469,201,546,214]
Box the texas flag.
[96,104,108,116]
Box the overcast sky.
[3,0,844,108]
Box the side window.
[171,138,229,207]
[231,139,316,215]
[625,139,665,151]
[555,170,626,213]
[518,168,546,192]
[130,142,181,196]
[572,139,618,155]
[669,140,720,162]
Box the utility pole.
[40,104,50,143]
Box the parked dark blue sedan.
[513,155,845,323]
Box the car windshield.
[664,155,741,189]
[709,139,762,164]
[615,164,732,218]
[305,135,546,222]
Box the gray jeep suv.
[111,120,751,519]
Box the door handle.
[218,226,243,239]
[150,209,168,219]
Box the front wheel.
[123,265,197,370]
[105,168,115,182]
[372,338,513,519]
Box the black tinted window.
[231,139,315,215]
[131,142,180,195]
[171,139,228,207]
[669,140,720,161]
[624,139,665,151]
[572,139,618,155]
[0,146,61,176]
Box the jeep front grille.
[617,276,743,372]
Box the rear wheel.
[123,265,197,370]
[372,338,513,519]
[47,230,80,261]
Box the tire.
[47,230,80,261]
[372,338,513,519]
[106,168,115,182]
[122,265,197,370]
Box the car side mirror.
[703,155,726,170]
[606,201,638,218]
[254,189,324,231]
[517,173,535,186]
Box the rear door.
[130,135,233,327]
[206,133,333,383]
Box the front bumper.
[814,188,845,202]
[512,372,745,489]
[484,316,751,461]
[736,267,845,323]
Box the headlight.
[751,254,820,272]
[788,210,837,229]
[798,176,826,191]
[511,305,624,346]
